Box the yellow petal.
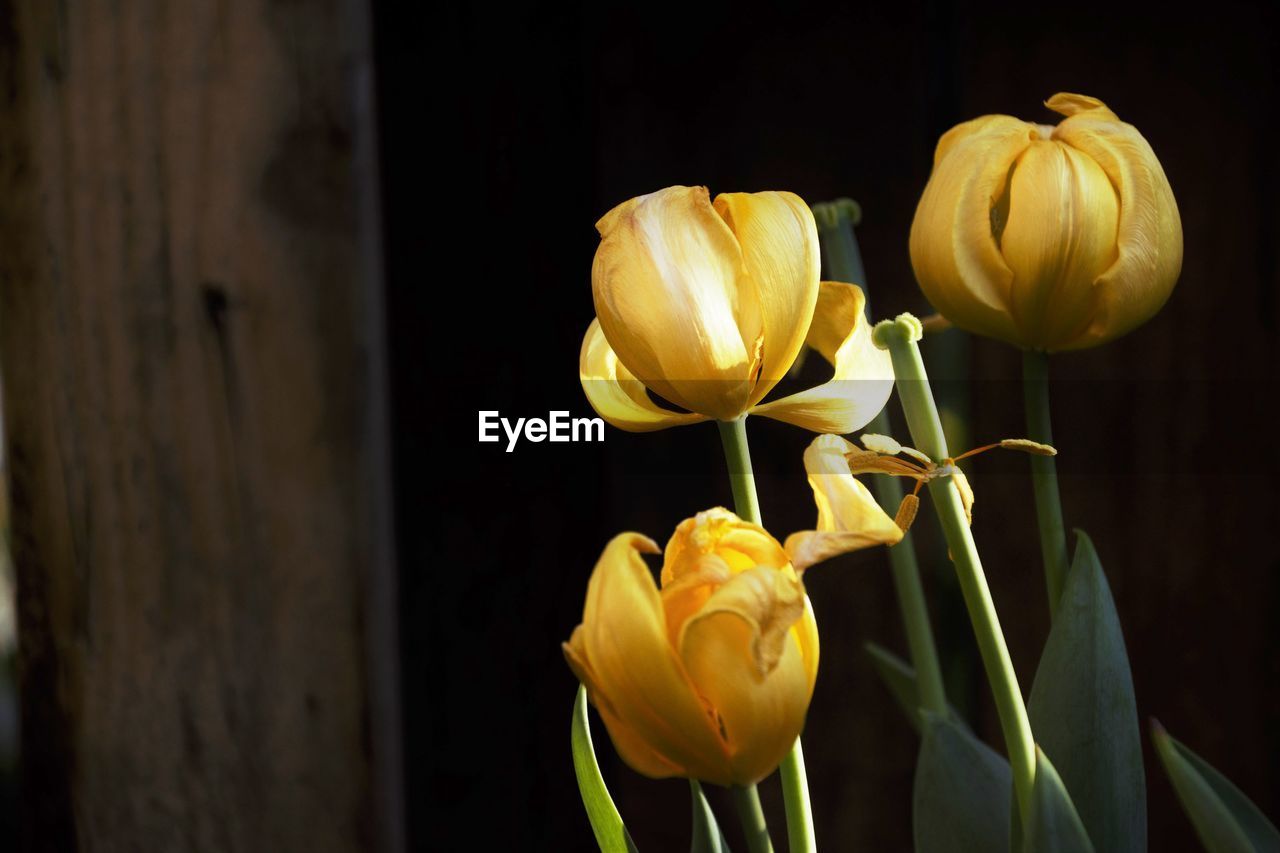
[678,566,812,785]
[564,627,685,778]
[1000,140,1120,349]
[783,435,904,571]
[592,186,762,420]
[579,319,709,432]
[909,115,1035,344]
[795,595,820,694]
[714,191,821,407]
[660,560,731,654]
[1049,95,1183,349]
[577,532,731,781]
[751,282,894,434]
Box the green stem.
[731,784,774,853]
[716,417,814,853]
[875,483,948,716]
[813,199,948,718]
[1021,350,1068,618]
[717,418,762,525]
[873,317,1036,826]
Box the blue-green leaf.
[1152,722,1280,853]
[865,642,969,736]
[1025,748,1095,853]
[571,686,639,853]
[1027,531,1145,853]
[914,711,1011,852]
[690,780,730,853]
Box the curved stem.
[731,784,775,853]
[875,319,1036,826]
[1021,350,1069,618]
[717,417,813,853]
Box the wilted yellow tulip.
[564,504,899,785]
[910,93,1182,351]
[582,185,892,432]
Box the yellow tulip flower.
[910,93,1182,351]
[582,185,893,432]
[563,503,899,786]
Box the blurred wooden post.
[0,1,404,850]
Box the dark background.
[381,2,1280,849]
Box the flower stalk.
[813,199,947,718]
[1022,350,1069,617]
[872,315,1036,826]
[717,417,810,853]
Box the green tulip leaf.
[913,711,1011,852]
[865,642,969,735]
[1027,531,1145,852]
[571,686,640,853]
[1025,748,1096,852]
[690,780,731,853]
[1152,722,1280,853]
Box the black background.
[379,2,1280,850]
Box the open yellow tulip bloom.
[582,185,893,432]
[910,93,1182,351]
[564,504,898,785]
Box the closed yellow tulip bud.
[563,509,821,786]
[582,185,892,433]
[910,93,1182,351]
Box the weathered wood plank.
[0,1,401,850]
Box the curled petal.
[751,282,894,434]
[909,116,1035,344]
[1050,95,1183,349]
[714,191,822,407]
[579,319,708,432]
[592,186,761,419]
[678,566,811,785]
[661,507,790,587]
[784,435,903,571]
[573,532,731,781]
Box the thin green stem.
[716,418,762,524]
[1021,350,1068,618]
[776,740,814,853]
[875,481,948,716]
[731,784,775,853]
[874,317,1036,826]
[813,199,947,717]
[717,417,814,853]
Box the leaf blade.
[1152,722,1280,853]
[1025,748,1096,853]
[1027,531,1145,852]
[913,712,1012,853]
[571,686,640,853]
[865,642,969,735]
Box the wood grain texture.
[0,1,401,850]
